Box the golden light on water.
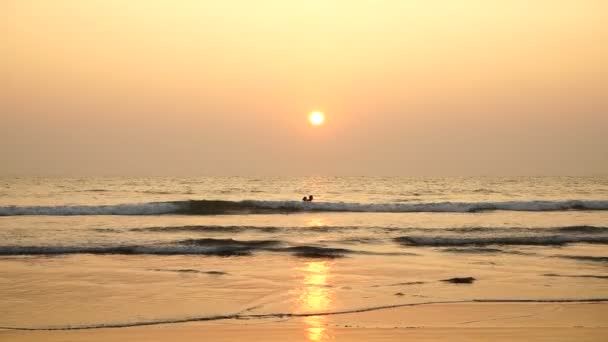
[296,261,334,341]
[305,316,327,342]
[308,111,325,126]
[306,217,327,227]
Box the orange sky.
[2,0,607,176]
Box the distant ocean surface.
[1,176,607,330]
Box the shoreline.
[2,302,606,341]
[1,298,606,331]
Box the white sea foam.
[249,199,608,213]
[0,202,181,216]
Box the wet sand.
[3,303,606,341]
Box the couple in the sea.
[302,195,314,202]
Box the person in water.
[302,195,314,202]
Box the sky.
[2,0,607,176]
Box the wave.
[133,225,284,233]
[0,239,282,257]
[151,269,228,275]
[280,246,351,258]
[178,238,282,256]
[441,247,505,254]
[0,245,252,257]
[0,237,419,258]
[0,202,180,216]
[395,235,608,247]
[132,225,608,235]
[543,273,608,279]
[551,226,608,233]
[556,255,608,263]
[1,199,607,216]
[0,237,411,258]
[1,298,606,331]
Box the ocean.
[1,176,607,331]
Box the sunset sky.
[2,0,607,176]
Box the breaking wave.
[0,238,409,258]
[0,202,180,216]
[395,235,608,247]
[131,225,608,235]
[1,199,607,216]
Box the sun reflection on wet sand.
[296,261,334,341]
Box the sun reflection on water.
[306,217,327,227]
[296,261,334,342]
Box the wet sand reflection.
[296,261,334,341]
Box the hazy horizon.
[3,0,607,176]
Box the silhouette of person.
[308,195,314,201]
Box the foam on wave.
[0,238,419,258]
[1,199,607,216]
[132,225,608,235]
[0,238,368,258]
[0,202,181,216]
[395,235,608,247]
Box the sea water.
[1,176,607,329]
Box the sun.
[309,111,325,126]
